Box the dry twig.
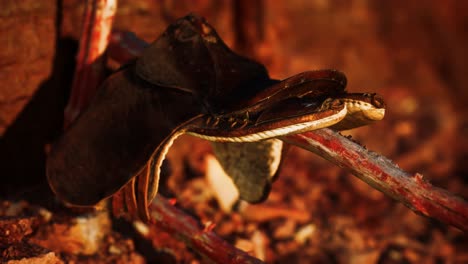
[283,131,468,232]
[64,0,116,127]
[150,198,263,264]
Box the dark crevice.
[0,0,76,207]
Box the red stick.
[64,0,117,127]
[150,197,263,264]
[283,131,468,232]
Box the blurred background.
[0,0,467,263]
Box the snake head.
[187,70,349,142]
[329,93,386,131]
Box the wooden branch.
[150,197,263,264]
[282,131,468,232]
[108,31,468,232]
[64,0,116,127]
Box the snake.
[47,14,385,222]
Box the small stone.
[133,221,149,237]
[1,242,63,264]
[108,244,121,255]
[294,224,317,245]
[251,230,268,261]
[30,210,111,255]
[235,239,254,254]
[273,219,296,240]
[0,216,37,246]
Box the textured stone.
[30,211,111,255]
[2,242,62,264]
[0,1,56,135]
[0,216,37,246]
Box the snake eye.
[371,94,385,108]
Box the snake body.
[47,14,385,221]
